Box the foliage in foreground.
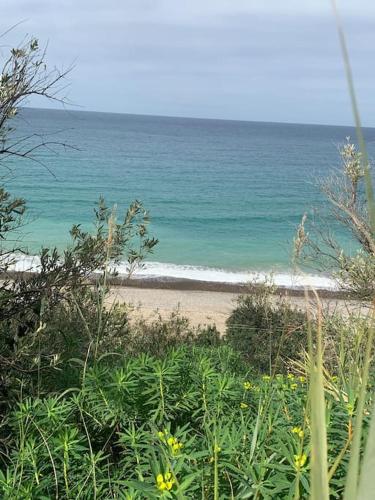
[0,346,369,499]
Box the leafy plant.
[0,346,369,499]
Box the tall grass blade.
[307,292,329,500]
[331,2,375,498]
[343,316,374,500]
[357,399,375,500]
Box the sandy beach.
[108,286,238,332]
[107,283,367,333]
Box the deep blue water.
[3,107,375,276]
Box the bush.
[225,284,308,373]
[0,195,157,407]
[0,299,221,408]
[127,310,222,357]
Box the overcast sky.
[2,0,375,125]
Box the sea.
[3,107,375,289]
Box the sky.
[1,0,375,126]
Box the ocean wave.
[6,254,337,290]
[131,262,336,289]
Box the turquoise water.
[4,108,375,280]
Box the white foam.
[4,254,337,290]
[118,261,337,290]
[5,254,42,273]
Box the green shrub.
[0,195,157,408]
[127,310,221,357]
[0,299,221,410]
[225,285,308,373]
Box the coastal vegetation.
[1,343,371,499]
[295,139,375,300]
[0,33,374,500]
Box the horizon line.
[23,105,375,130]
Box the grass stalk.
[343,307,374,499]
[357,398,375,499]
[331,2,375,497]
[307,291,329,500]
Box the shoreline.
[3,270,349,299]
[106,275,349,299]
[2,271,364,333]
[6,255,338,294]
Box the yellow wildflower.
[157,474,164,484]
[172,442,183,453]
[262,375,271,382]
[240,402,248,409]
[290,383,298,390]
[156,472,174,491]
[163,435,183,454]
[298,376,306,383]
[291,427,304,438]
[243,381,251,390]
[287,373,294,380]
[158,430,183,454]
[294,453,307,469]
